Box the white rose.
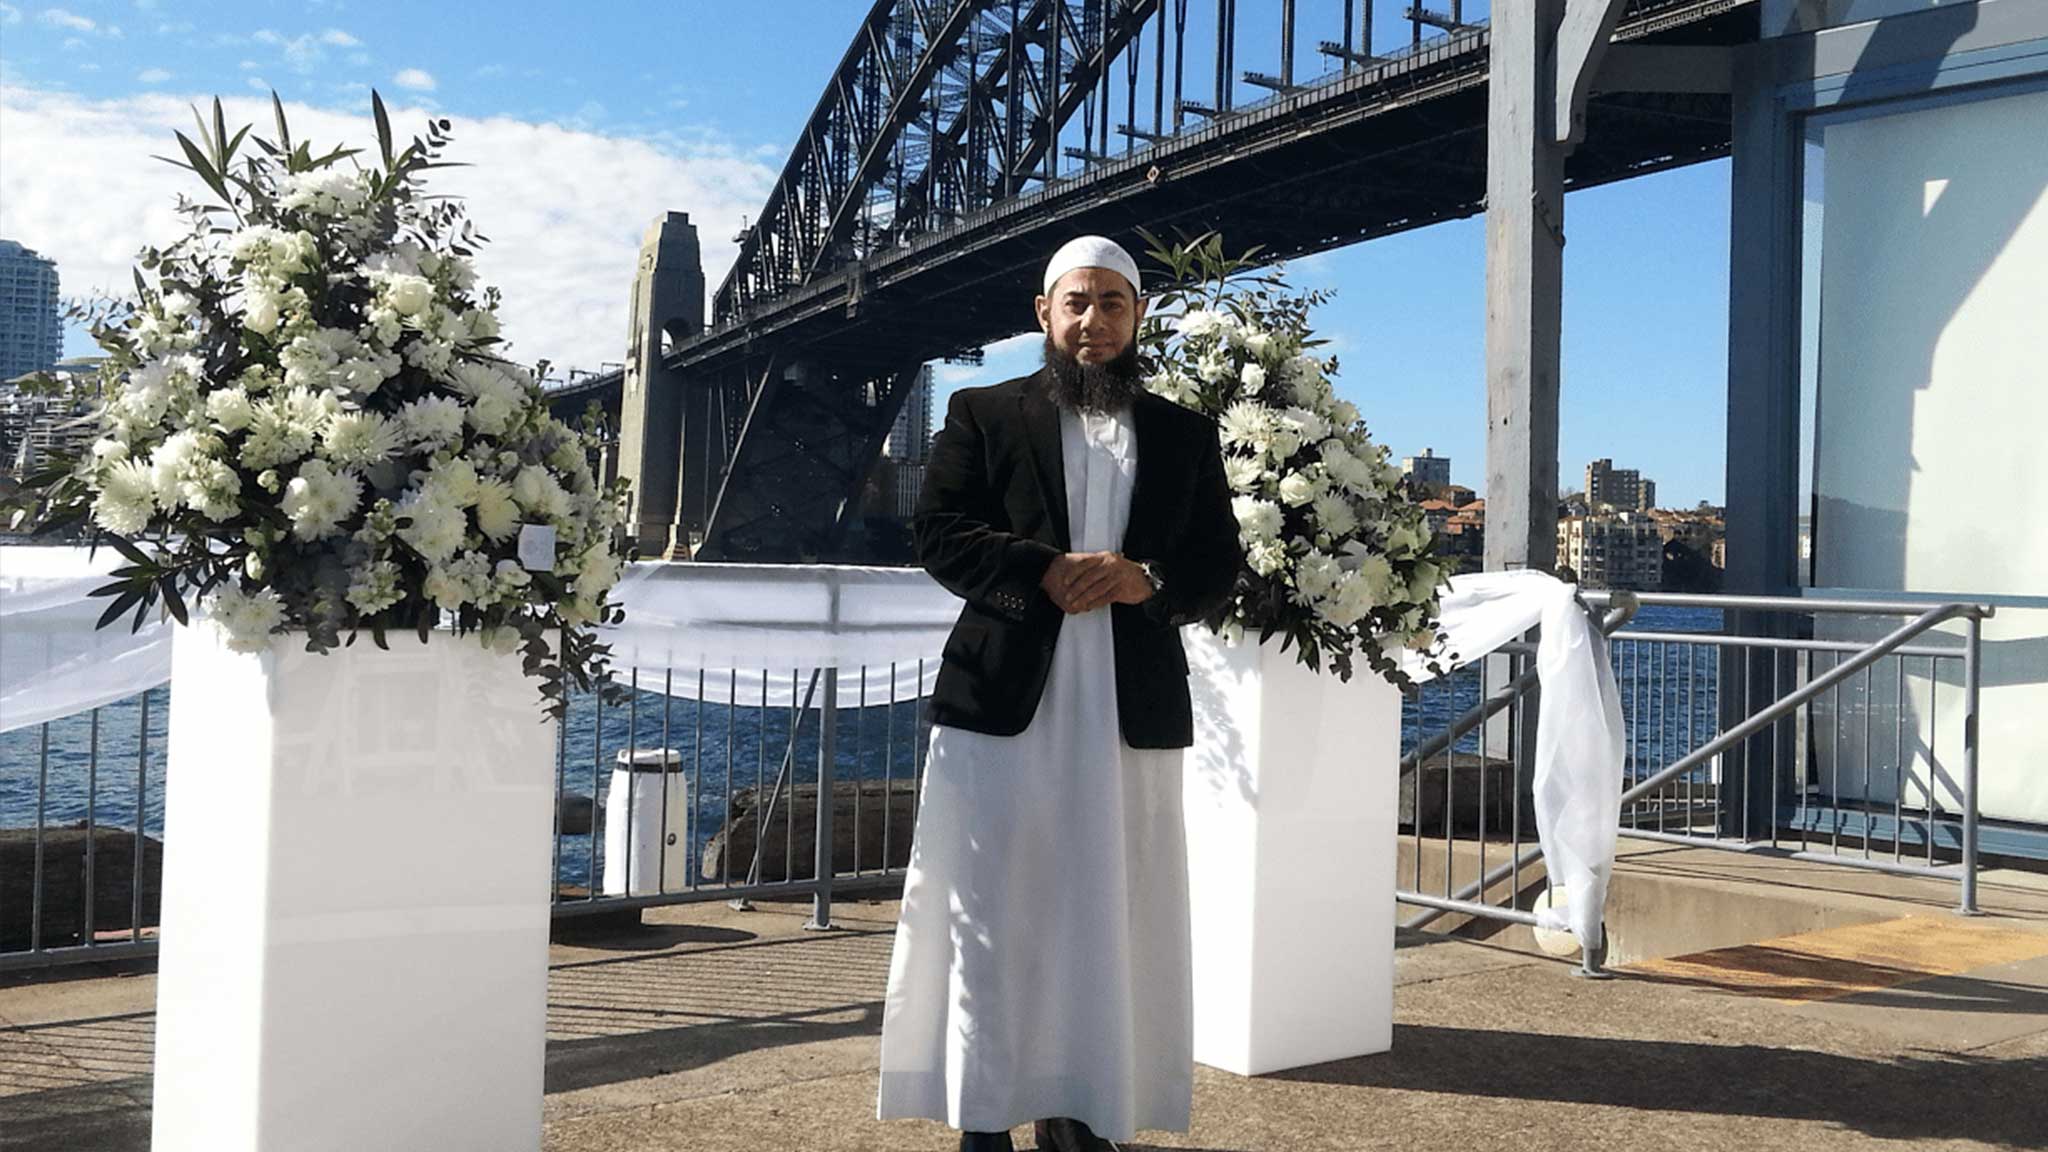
[1278,471,1315,507]
[1241,362,1267,394]
[384,274,434,317]
[206,387,255,432]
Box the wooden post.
[1483,0,1565,575]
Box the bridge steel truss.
[663,0,1754,561]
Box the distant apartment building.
[1557,511,1664,591]
[1401,447,1452,494]
[0,241,63,382]
[872,364,936,519]
[1649,506,1726,561]
[1585,457,1656,512]
[0,386,94,477]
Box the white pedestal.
[150,627,558,1152]
[1181,627,1401,1076]
[602,750,689,896]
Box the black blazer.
[913,370,1241,749]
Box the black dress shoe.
[1034,1117,1120,1151]
[959,1131,1015,1152]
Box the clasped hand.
[1040,551,1153,615]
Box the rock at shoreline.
[0,824,163,952]
[701,779,918,883]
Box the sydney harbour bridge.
[545,0,1757,562]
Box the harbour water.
[0,604,1723,893]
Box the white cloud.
[136,67,171,84]
[319,28,358,47]
[0,84,778,374]
[475,64,507,79]
[393,67,435,91]
[245,76,270,92]
[39,8,93,32]
[238,59,258,70]
[0,5,22,26]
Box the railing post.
[807,667,839,931]
[1960,615,1982,916]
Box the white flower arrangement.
[1138,232,1448,684]
[17,94,630,717]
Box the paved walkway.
[4,883,2047,1150]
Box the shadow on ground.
[1276,1018,2048,1149]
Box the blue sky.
[0,0,1730,505]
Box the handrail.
[1399,593,1997,940]
[1400,594,1640,772]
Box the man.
[877,236,1241,1152]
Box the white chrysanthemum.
[1385,521,1428,557]
[1328,398,1361,428]
[1278,471,1315,507]
[1218,400,1272,450]
[512,464,572,522]
[345,558,405,616]
[334,350,401,395]
[403,337,454,377]
[1293,549,1343,606]
[395,490,468,563]
[1310,490,1359,538]
[1322,570,1375,628]
[451,362,527,436]
[1281,405,1329,442]
[278,169,372,217]
[322,411,403,470]
[1348,550,1400,607]
[398,395,466,450]
[1196,350,1234,385]
[1176,309,1226,340]
[421,456,482,508]
[282,460,363,541]
[463,308,500,343]
[240,388,336,471]
[206,584,286,653]
[91,437,130,463]
[1232,495,1284,544]
[206,387,254,432]
[1222,455,1264,493]
[147,429,214,510]
[181,456,243,522]
[92,459,159,534]
[473,478,522,542]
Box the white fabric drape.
[0,545,174,732]
[0,547,1625,948]
[1401,571,1626,951]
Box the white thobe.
[877,403,1194,1140]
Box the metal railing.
[0,588,2004,973]
[1393,590,1997,969]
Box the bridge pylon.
[616,212,705,558]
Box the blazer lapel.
[1120,393,1156,556]
[1017,370,1072,552]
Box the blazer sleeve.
[913,389,1062,623]
[1142,417,1243,627]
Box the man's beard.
[1042,334,1144,413]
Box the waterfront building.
[1401,447,1452,494]
[1557,511,1663,591]
[0,240,62,381]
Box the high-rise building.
[885,365,935,464]
[0,241,63,382]
[1401,447,1451,493]
[1585,457,1656,511]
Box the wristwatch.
[1137,559,1165,596]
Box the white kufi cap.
[1042,235,1141,298]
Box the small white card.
[517,523,557,572]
